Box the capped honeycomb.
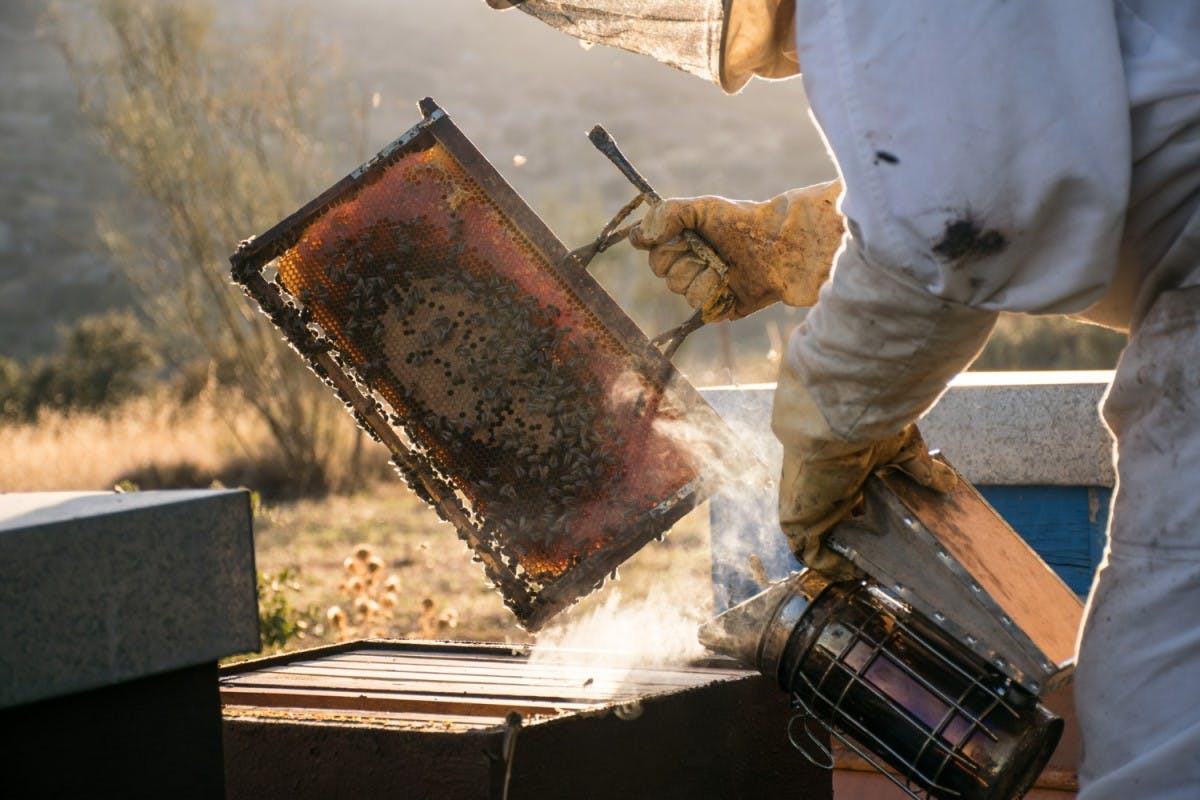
[231,102,731,628]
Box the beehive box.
[220,641,832,800]
[2,491,257,800]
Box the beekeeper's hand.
[629,180,844,320]
[772,366,957,580]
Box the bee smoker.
[699,461,1083,800]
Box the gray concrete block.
[921,372,1114,487]
[0,490,258,708]
[702,371,1115,487]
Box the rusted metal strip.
[307,652,743,681]
[246,663,710,693]
[222,703,500,730]
[224,674,647,704]
[219,639,527,675]
[832,744,1079,792]
[221,685,596,718]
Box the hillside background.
[1,0,833,367]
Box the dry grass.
[254,484,712,648]
[2,392,714,650]
[0,386,388,496]
[0,391,254,493]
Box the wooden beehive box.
[221,640,832,800]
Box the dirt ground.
[252,480,715,651]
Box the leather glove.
[772,364,957,580]
[629,180,844,320]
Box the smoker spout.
[697,589,778,667]
[698,571,828,674]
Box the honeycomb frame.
[230,99,737,629]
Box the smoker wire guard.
[229,98,740,631]
[701,461,1082,800]
[779,576,1061,800]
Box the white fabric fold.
[781,240,996,443]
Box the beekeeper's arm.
[775,1,1131,574]
[640,2,1132,575]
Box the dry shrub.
[974,314,1126,371]
[326,543,400,641]
[679,310,1127,385]
[324,543,461,642]
[50,0,371,492]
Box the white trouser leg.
[1076,286,1200,799]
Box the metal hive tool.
[230,98,747,630]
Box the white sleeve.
[795,0,1131,313]
[782,1,1132,442]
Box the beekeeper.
[486,2,1199,796]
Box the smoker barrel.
[701,572,1063,800]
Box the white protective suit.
[785,2,1200,797]
[489,0,1200,792]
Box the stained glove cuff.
[783,241,998,443]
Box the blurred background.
[0,0,1126,650]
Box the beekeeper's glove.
[771,365,957,580]
[629,180,844,320]
[770,235,998,580]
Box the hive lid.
[1,490,257,708]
